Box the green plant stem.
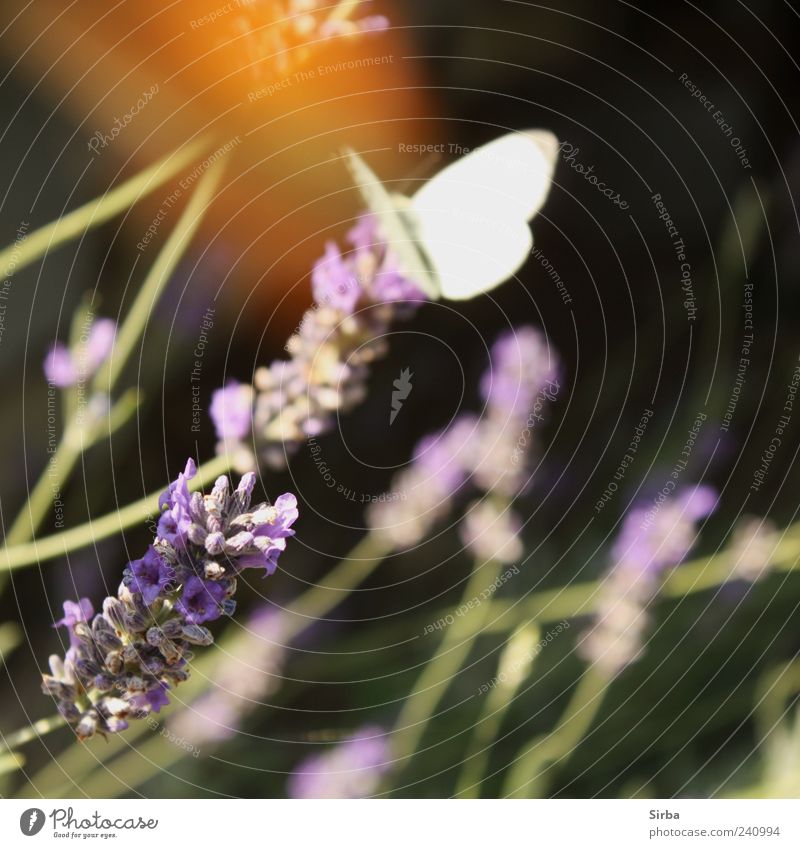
[93,152,228,395]
[2,149,227,573]
[392,557,507,769]
[455,625,541,798]
[0,622,22,669]
[4,391,141,550]
[484,526,800,633]
[0,135,215,281]
[503,666,610,798]
[1,714,67,753]
[281,531,392,642]
[0,454,231,574]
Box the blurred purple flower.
[368,326,560,551]
[210,380,254,444]
[252,215,427,468]
[460,499,523,564]
[612,484,717,580]
[44,317,116,387]
[580,483,717,674]
[289,725,391,799]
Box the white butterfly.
[345,130,558,301]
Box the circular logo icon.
[19,808,46,836]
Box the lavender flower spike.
[41,460,298,740]
[251,215,426,468]
[289,725,391,799]
[368,326,560,553]
[210,380,256,472]
[44,316,116,388]
[579,484,717,674]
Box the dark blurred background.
[1,0,799,797]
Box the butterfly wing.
[343,148,439,298]
[410,130,558,300]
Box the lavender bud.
[48,654,65,679]
[104,716,129,734]
[189,491,206,524]
[93,674,115,692]
[73,621,94,644]
[211,475,230,504]
[205,530,225,555]
[125,675,146,692]
[102,597,128,633]
[57,701,81,723]
[141,655,165,674]
[101,697,130,718]
[76,712,98,740]
[160,618,184,639]
[204,561,226,580]
[73,657,100,680]
[105,650,123,674]
[181,624,214,646]
[41,676,73,700]
[124,608,149,633]
[92,617,122,653]
[187,524,208,546]
[223,530,253,554]
[122,643,145,664]
[157,640,183,664]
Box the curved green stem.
[0,135,215,281]
[484,525,800,633]
[2,146,228,574]
[392,556,508,769]
[0,454,232,574]
[281,531,392,642]
[93,151,228,395]
[502,666,610,798]
[1,714,67,753]
[455,624,541,798]
[0,622,22,669]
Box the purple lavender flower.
[129,547,174,605]
[42,460,299,740]
[367,416,477,550]
[176,576,227,625]
[130,682,170,715]
[481,326,558,420]
[43,317,116,388]
[368,326,560,552]
[156,458,196,545]
[580,484,717,674]
[312,242,363,313]
[460,499,523,564]
[210,381,254,443]
[288,725,391,799]
[44,344,77,387]
[252,215,427,468]
[54,599,94,631]
[611,484,717,580]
